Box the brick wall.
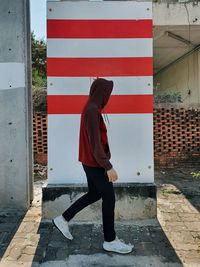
[154,107,200,166]
[33,108,200,166]
[33,112,47,165]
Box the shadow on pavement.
[0,211,26,261]
[32,219,183,266]
[155,166,200,213]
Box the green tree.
[31,32,47,87]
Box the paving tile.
[1,165,200,266]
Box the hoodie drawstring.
[102,110,110,125]
[105,113,110,125]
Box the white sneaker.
[103,237,134,254]
[52,215,73,240]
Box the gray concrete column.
[0,0,33,210]
[198,50,200,105]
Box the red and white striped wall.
[47,0,154,184]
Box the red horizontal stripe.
[47,95,153,114]
[47,57,153,77]
[47,19,152,39]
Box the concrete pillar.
[43,0,156,220]
[198,50,200,105]
[0,0,33,210]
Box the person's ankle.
[61,215,68,222]
[104,238,115,243]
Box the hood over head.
[89,78,113,109]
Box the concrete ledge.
[42,183,157,220]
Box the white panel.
[0,63,25,89]
[48,114,84,184]
[48,114,154,184]
[47,1,152,20]
[108,114,154,183]
[47,76,153,95]
[47,39,153,58]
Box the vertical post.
[47,0,154,184]
[0,0,33,210]
[198,50,200,105]
[43,0,156,220]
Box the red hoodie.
[78,78,114,171]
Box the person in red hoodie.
[53,78,134,254]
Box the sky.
[30,0,46,40]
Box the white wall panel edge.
[47,76,153,95]
[47,39,153,58]
[47,1,152,20]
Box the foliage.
[154,91,182,103]
[32,32,47,87]
[191,171,200,179]
[32,87,47,113]
[161,188,181,195]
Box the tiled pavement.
[0,166,200,267]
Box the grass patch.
[161,188,181,195]
[191,171,200,179]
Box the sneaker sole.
[52,218,73,240]
[103,245,133,254]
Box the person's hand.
[107,168,118,182]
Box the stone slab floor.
[0,165,200,267]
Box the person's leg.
[85,166,134,254]
[82,165,116,242]
[62,166,101,221]
[101,178,116,242]
[53,165,101,240]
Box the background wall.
[154,50,200,107]
[33,107,200,168]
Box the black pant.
[62,164,116,242]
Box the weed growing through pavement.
[191,171,200,179]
